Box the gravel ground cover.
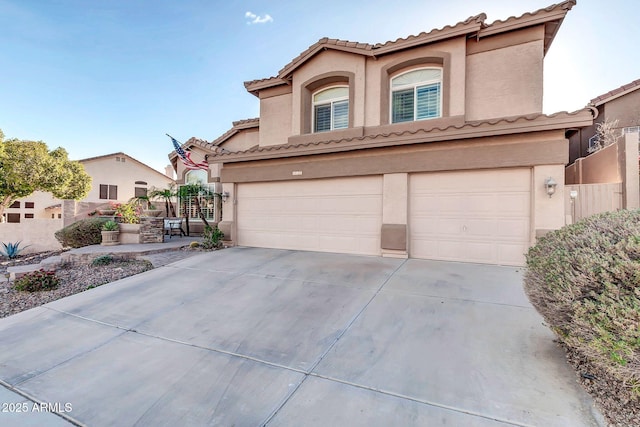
[0,250,152,319]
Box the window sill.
[288,127,365,146]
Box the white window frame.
[390,67,442,123]
[312,86,349,133]
[180,170,218,222]
[587,134,600,153]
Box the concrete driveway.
[0,248,603,426]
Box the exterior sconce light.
[544,177,557,198]
[221,191,230,203]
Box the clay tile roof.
[589,78,640,106]
[170,119,261,158]
[231,117,260,129]
[277,37,375,78]
[479,0,576,54]
[207,109,594,163]
[372,13,486,54]
[248,1,574,96]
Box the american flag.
[167,134,208,171]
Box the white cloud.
[245,11,273,25]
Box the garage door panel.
[410,169,530,266]
[237,177,382,256]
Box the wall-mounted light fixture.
[544,177,557,198]
[221,191,230,203]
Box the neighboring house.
[0,152,174,251]
[569,78,640,163]
[73,152,174,216]
[170,0,594,266]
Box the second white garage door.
[237,176,382,255]
[410,168,531,266]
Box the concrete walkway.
[0,248,604,426]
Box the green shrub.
[14,269,60,292]
[91,255,114,266]
[201,225,224,250]
[524,210,640,395]
[55,218,109,248]
[102,220,119,231]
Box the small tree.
[588,118,620,153]
[0,131,91,218]
[177,183,221,235]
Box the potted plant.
[130,195,163,217]
[100,220,120,246]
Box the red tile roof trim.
[590,78,640,106]
[207,109,594,163]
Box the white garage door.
[237,176,382,255]
[410,168,531,266]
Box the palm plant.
[148,184,177,217]
[177,183,222,235]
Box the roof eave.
[207,110,594,164]
[478,0,576,55]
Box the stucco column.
[622,133,640,209]
[381,173,408,258]
[218,182,235,243]
[532,165,565,240]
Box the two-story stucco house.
[170,1,594,266]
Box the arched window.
[313,86,349,132]
[185,169,208,185]
[391,68,442,123]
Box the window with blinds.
[313,86,349,132]
[391,68,442,123]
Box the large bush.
[524,210,640,396]
[55,218,109,248]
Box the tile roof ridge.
[484,0,576,28]
[589,78,640,106]
[373,13,487,50]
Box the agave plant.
[0,241,30,259]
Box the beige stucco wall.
[222,129,259,152]
[603,89,640,129]
[83,154,174,203]
[532,164,566,237]
[259,90,293,147]
[565,142,622,185]
[0,219,63,253]
[248,24,549,148]
[465,39,543,121]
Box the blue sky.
[1,0,637,173]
